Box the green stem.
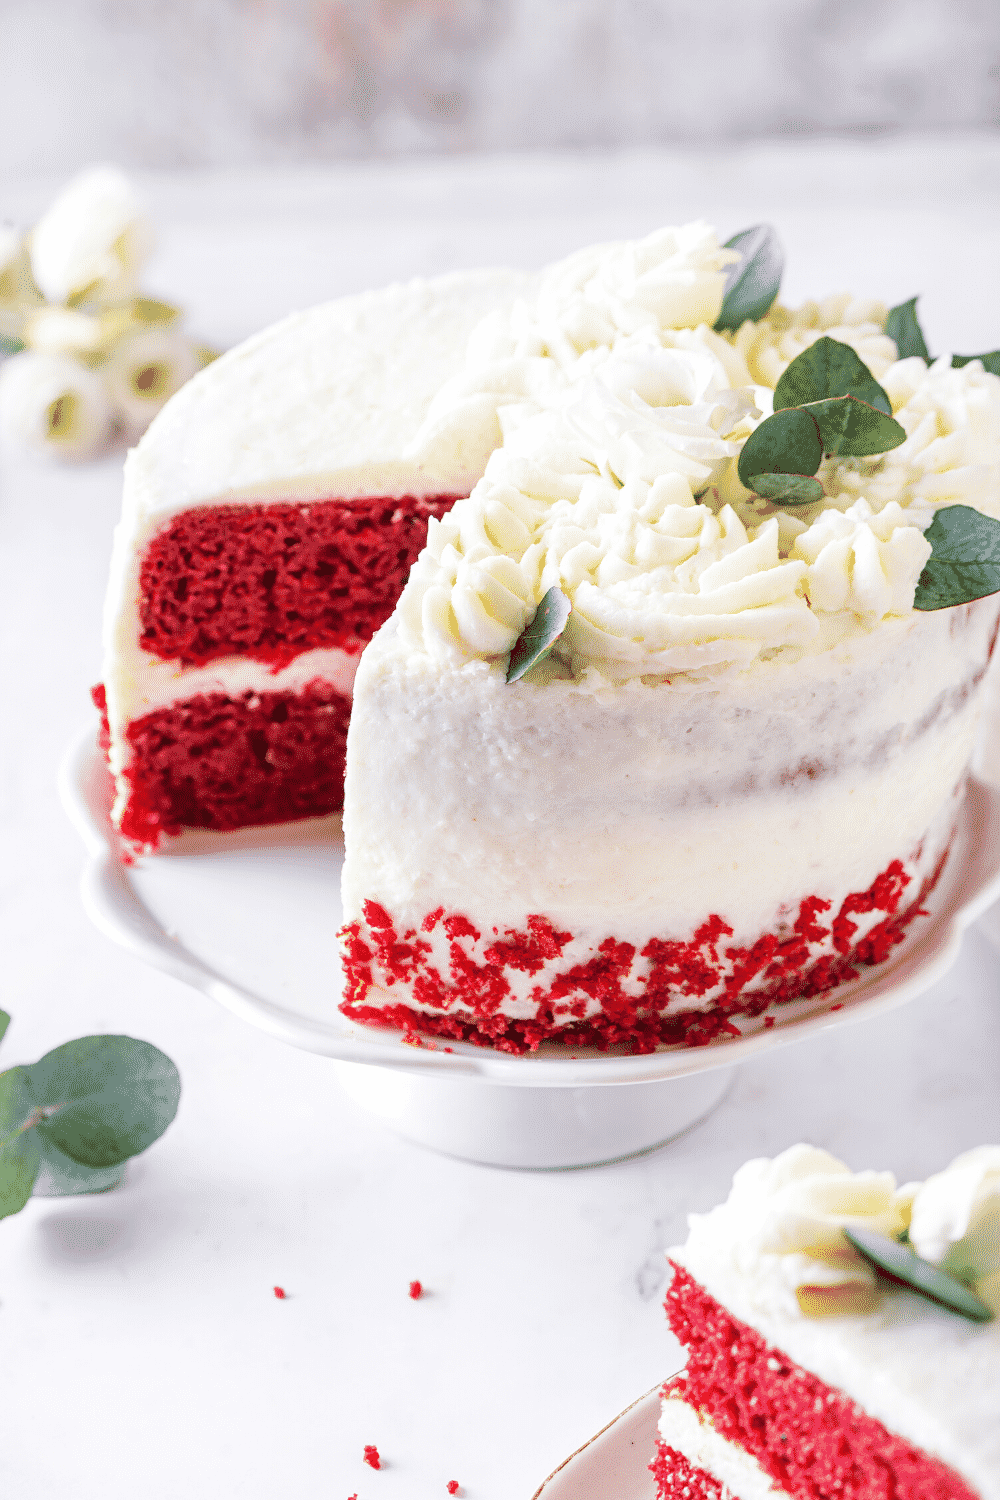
[0,1102,63,1154]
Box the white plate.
[60,727,1000,1088]
[532,1387,662,1499]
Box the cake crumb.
[447,1483,461,1495]
[408,1280,423,1300]
[363,1445,381,1470]
[273,1285,287,1299]
[763,1016,775,1030]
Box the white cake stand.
[60,727,1000,1169]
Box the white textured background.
[1,0,998,174]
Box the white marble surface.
[2,141,1000,1500]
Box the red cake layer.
[650,1440,729,1500]
[138,494,462,669]
[663,1265,978,1500]
[337,848,947,1054]
[96,682,351,846]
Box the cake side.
[339,601,994,1051]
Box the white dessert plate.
[531,1386,661,1499]
[60,727,1000,1088]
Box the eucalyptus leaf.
[885,298,931,363]
[802,395,906,458]
[845,1227,994,1323]
[507,586,571,684]
[952,350,1000,378]
[0,1067,41,1220]
[0,1009,9,1047]
[773,337,892,416]
[33,1145,126,1198]
[714,224,784,333]
[25,1035,180,1169]
[737,405,823,490]
[747,473,825,505]
[0,334,25,357]
[914,504,1000,611]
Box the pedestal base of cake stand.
[331,1061,733,1169]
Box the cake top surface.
[123,267,538,518]
[671,1142,1000,1496]
[388,221,1000,687]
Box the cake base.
[332,1060,733,1169]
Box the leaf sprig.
[506,585,571,683]
[885,296,1000,374]
[845,1226,994,1324]
[738,338,907,505]
[0,1008,180,1221]
[714,225,784,333]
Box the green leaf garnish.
[952,351,1000,378]
[801,395,906,458]
[506,586,571,684]
[885,298,931,363]
[0,1035,180,1219]
[0,1009,9,1047]
[738,405,823,493]
[714,224,784,333]
[0,1068,41,1219]
[914,504,1000,610]
[844,1226,994,1323]
[774,337,893,416]
[24,1035,181,1169]
[748,473,825,505]
[0,334,25,357]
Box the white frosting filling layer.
[658,1395,791,1500]
[671,1146,1000,1497]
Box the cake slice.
[98,268,535,845]
[653,1144,999,1500]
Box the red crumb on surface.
[273,1286,286,1299]
[663,1265,979,1500]
[650,1440,726,1500]
[408,1280,423,1300]
[137,495,462,668]
[447,1483,461,1495]
[114,683,351,846]
[338,850,947,1053]
[363,1445,381,1470]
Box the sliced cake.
[654,1142,999,1500]
[97,268,535,845]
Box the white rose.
[909,1146,1000,1313]
[102,327,201,439]
[30,166,152,305]
[0,351,113,460]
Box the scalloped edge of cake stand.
[60,725,1000,1092]
[531,1384,662,1499]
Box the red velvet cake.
[339,221,1000,1052]
[98,268,535,845]
[654,1145,999,1500]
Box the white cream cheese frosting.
[392,332,1000,683]
[658,1395,792,1500]
[671,1144,1000,1497]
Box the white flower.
[29,166,152,306]
[102,326,200,438]
[909,1146,1000,1313]
[23,305,104,356]
[0,351,113,460]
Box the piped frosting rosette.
[398,334,940,681]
